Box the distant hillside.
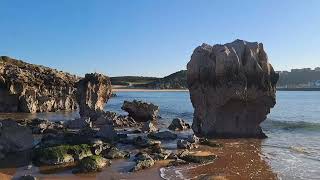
[277,70,320,88]
[135,70,187,89]
[111,68,320,89]
[110,76,158,86]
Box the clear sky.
[0,0,319,77]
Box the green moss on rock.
[34,144,93,165]
[76,155,110,173]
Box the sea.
[0,91,319,179]
[106,91,320,180]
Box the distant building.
[315,80,320,87]
[315,67,320,72]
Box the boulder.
[148,131,177,140]
[141,121,158,133]
[131,152,155,172]
[96,124,118,140]
[128,136,161,148]
[76,73,112,120]
[187,134,200,144]
[0,56,78,113]
[65,118,92,129]
[177,139,198,150]
[0,120,34,154]
[121,100,159,122]
[75,155,110,173]
[93,111,138,128]
[178,150,217,164]
[187,39,279,138]
[102,147,130,159]
[168,118,190,131]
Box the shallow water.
[106,91,320,180]
[0,91,319,179]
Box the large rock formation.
[76,73,112,120]
[0,56,78,113]
[187,39,279,138]
[121,100,159,122]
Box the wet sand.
[184,139,278,179]
[0,139,278,180]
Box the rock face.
[0,120,34,153]
[76,73,112,120]
[187,40,279,138]
[0,56,78,113]
[121,100,159,122]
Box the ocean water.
[0,91,319,179]
[106,91,320,180]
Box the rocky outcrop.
[187,39,279,138]
[148,131,177,140]
[168,118,190,131]
[121,100,159,122]
[76,73,112,120]
[0,56,78,113]
[0,120,34,154]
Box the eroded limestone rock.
[121,100,159,122]
[0,56,78,113]
[187,39,279,138]
[76,73,112,120]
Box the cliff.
[0,56,78,113]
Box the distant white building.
[315,80,320,87]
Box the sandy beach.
[112,86,188,92]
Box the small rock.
[168,118,190,131]
[96,124,118,140]
[142,121,158,133]
[167,159,188,166]
[199,138,223,147]
[102,147,130,159]
[131,136,161,148]
[148,131,177,140]
[179,152,217,163]
[131,152,155,172]
[75,155,110,173]
[66,118,92,129]
[187,135,200,144]
[177,139,198,150]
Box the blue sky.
[0,0,319,77]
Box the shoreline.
[113,88,189,92]
[113,88,320,92]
